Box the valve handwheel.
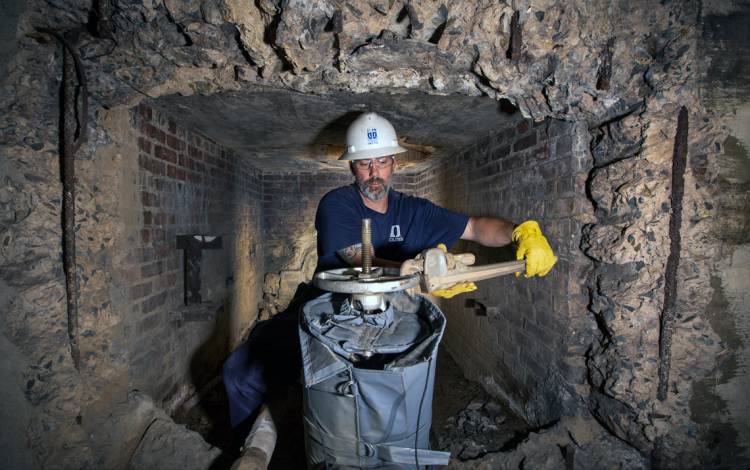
[313,219,419,312]
[313,267,419,294]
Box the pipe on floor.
[231,404,277,470]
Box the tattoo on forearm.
[337,243,362,265]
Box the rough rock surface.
[446,414,649,470]
[0,0,747,468]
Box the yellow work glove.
[512,221,557,277]
[432,282,477,299]
[430,244,477,298]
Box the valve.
[313,218,419,312]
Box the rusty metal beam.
[37,28,88,370]
[657,106,689,401]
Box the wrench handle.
[424,260,526,292]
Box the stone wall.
[128,103,264,402]
[414,117,594,425]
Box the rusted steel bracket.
[36,28,89,370]
[657,106,689,401]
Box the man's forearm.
[336,243,401,268]
[461,216,515,247]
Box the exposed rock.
[436,399,511,460]
[447,414,648,470]
[128,394,223,470]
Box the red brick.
[141,191,158,207]
[154,243,171,258]
[143,211,153,225]
[141,260,164,278]
[139,154,165,175]
[168,118,177,134]
[140,229,151,244]
[138,137,151,154]
[166,134,183,151]
[146,123,166,143]
[152,228,165,243]
[516,120,530,134]
[129,281,153,301]
[154,145,177,164]
[141,291,167,314]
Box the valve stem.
[361,218,372,274]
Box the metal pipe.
[230,404,277,470]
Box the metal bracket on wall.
[176,235,223,305]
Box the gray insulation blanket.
[299,292,450,469]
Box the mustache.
[364,177,386,186]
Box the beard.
[356,176,390,201]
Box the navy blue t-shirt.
[315,184,469,271]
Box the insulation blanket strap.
[299,292,450,468]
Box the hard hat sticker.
[367,128,378,144]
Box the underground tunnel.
[1,1,749,469]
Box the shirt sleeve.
[418,199,470,251]
[315,190,362,271]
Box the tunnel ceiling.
[150,89,517,172]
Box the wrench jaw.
[421,247,452,292]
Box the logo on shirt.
[367,128,378,144]
[389,224,403,242]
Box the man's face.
[351,156,396,201]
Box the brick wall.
[414,117,594,424]
[126,104,264,403]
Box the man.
[223,112,556,450]
[315,112,557,284]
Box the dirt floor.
[173,346,531,469]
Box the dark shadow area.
[172,303,233,464]
[308,109,361,161]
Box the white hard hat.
[339,112,408,161]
